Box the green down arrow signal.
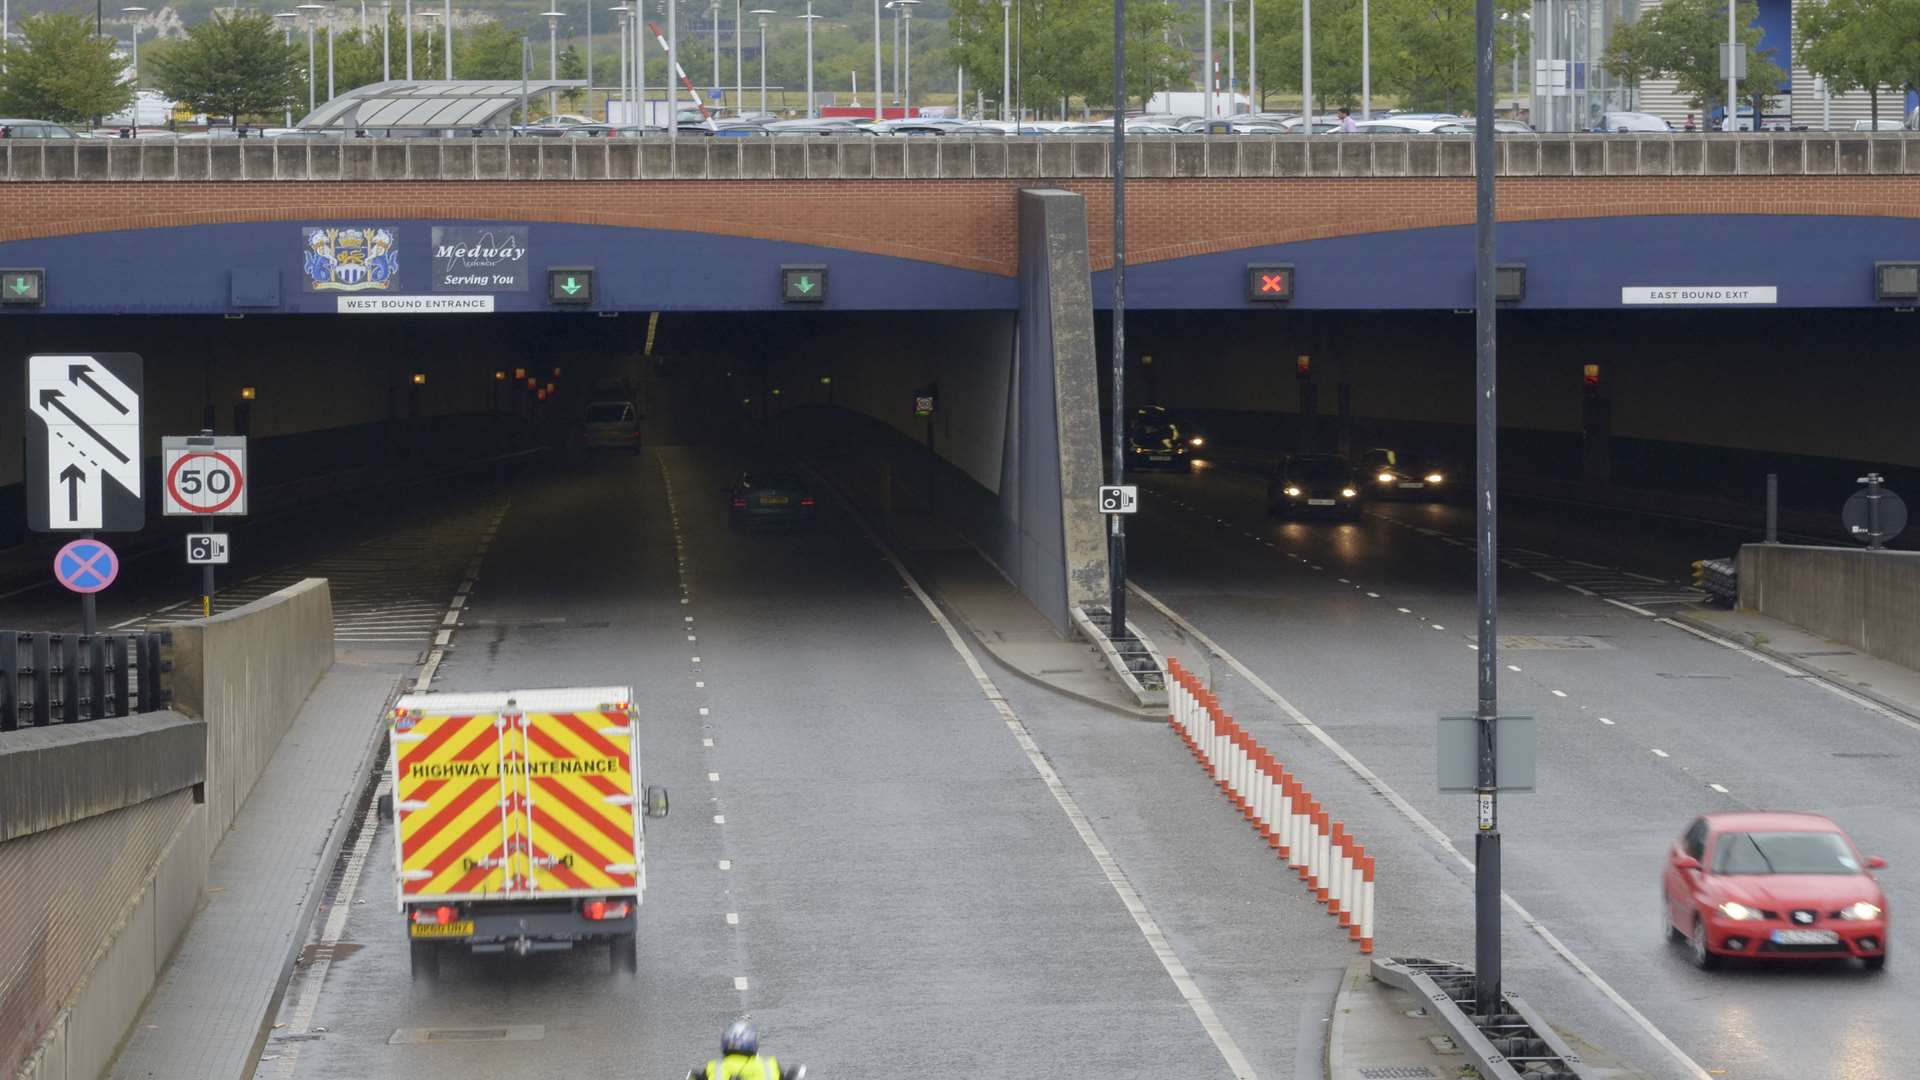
[560,276,583,295]
[793,276,815,295]
[8,277,32,295]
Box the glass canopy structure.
[297,80,588,132]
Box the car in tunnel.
[1358,447,1448,500]
[1663,811,1888,972]
[581,400,643,450]
[1126,407,1191,472]
[1267,453,1362,518]
[726,470,818,530]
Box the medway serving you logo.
[431,226,530,291]
[303,226,400,292]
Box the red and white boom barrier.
[1167,656,1375,953]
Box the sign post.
[164,433,249,615]
[26,354,144,632]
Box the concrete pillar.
[1003,189,1109,632]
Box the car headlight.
[1425,472,1444,483]
[1717,901,1764,921]
[1377,472,1395,483]
[1284,486,1301,497]
[1189,436,1205,448]
[1341,487,1358,498]
[1839,901,1883,920]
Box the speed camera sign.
[1099,485,1138,514]
[162,435,248,516]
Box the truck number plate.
[410,920,475,938]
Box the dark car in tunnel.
[1268,453,1362,518]
[726,470,818,530]
[1127,407,1191,472]
[1357,447,1449,500]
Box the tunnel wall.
[1739,544,1920,669]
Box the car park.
[1662,811,1888,971]
[1594,111,1673,133]
[1267,453,1362,517]
[0,119,79,138]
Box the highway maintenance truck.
[384,686,667,977]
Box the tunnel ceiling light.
[1295,355,1312,378]
[1496,264,1526,303]
[1875,261,1920,301]
[552,366,563,377]
[411,372,427,385]
[1582,363,1601,388]
[495,370,507,381]
[514,367,527,379]
[240,386,257,400]
[819,376,832,384]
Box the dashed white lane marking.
[1600,717,1616,725]
[1430,624,1445,631]
[687,634,697,642]
[708,772,720,782]
[1507,664,1522,672]
[1130,582,1715,1080]
[852,497,1258,1079]
[1651,749,1671,758]
[726,913,740,925]
[691,655,702,663]
[1551,689,1568,698]
[713,813,724,824]
[695,681,706,688]
[1658,616,1920,736]
[1709,783,1730,794]
[698,707,710,716]
[703,738,714,748]
[718,860,731,870]
[1366,592,1380,598]
[734,977,750,991]
[1396,607,1412,614]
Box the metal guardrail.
[1370,957,1594,1080]
[0,629,172,730]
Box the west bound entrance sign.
[431,227,529,292]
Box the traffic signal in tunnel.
[1247,263,1294,303]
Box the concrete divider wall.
[1738,544,1920,668]
[167,578,336,844]
[1,579,336,1080]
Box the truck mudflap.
[391,697,643,902]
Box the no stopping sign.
[162,436,248,516]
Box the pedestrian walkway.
[1675,606,1920,724]
[109,664,401,1080]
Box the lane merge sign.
[54,538,119,594]
[25,353,145,532]
[163,435,249,516]
[1099,485,1139,514]
[187,534,231,565]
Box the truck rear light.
[583,899,631,921]
[800,496,816,507]
[412,904,457,925]
[731,497,748,509]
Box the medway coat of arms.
[303,226,399,292]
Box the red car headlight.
[1838,901,1884,920]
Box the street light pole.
[1226,0,1234,115]
[382,0,390,81]
[896,0,918,116]
[750,8,772,114]
[1000,0,1010,121]
[871,0,880,121]
[1472,0,1502,1019]
[709,0,720,107]
[1725,0,1738,130]
[327,7,336,101]
[612,6,628,121]
[1248,0,1256,111]
[122,7,146,132]
[403,0,412,79]
[1110,0,1128,644]
[889,1,899,107]
[1301,0,1311,135]
[801,4,820,117]
[442,0,451,79]
[275,12,298,125]
[669,0,679,137]
[1202,0,1211,119]
[735,0,743,115]
[1362,0,1370,119]
[543,9,564,118]
[299,3,322,115]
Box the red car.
[1663,811,1889,971]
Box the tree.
[947,0,1184,114]
[1798,0,1908,127]
[1600,0,1786,127]
[1376,0,1527,114]
[458,20,529,80]
[151,12,304,123]
[0,12,134,123]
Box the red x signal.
[1247,264,1295,302]
[1259,273,1287,294]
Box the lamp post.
[542,9,564,117]
[298,2,323,115]
[442,0,452,78]
[899,0,918,116]
[381,0,390,81]
[1248,0,1256,112]
[886,1,898,106]
[327,1,336,101]
[749,8,772,115]
[709,0,720,108]
[275,11,298,125]
[669,0,679,139]
[1000,0,1010,121]
[1301,0,1311,135]
[611,5,629,121]
[635,0,646,126]
[1202,0,1211,118]
[403,0,412,79]
[800,4,820,117]
[870,0,880,121]
[585,0,592,120]
[419,7,439,79]
[734,0,743,115]
[1362,0,1370,119]
[121,6,146,133]
[1226,0,1235,114]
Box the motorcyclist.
[688,1021,807,1080]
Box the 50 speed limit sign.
[162,435,248,516]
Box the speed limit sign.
[162,435,248,516]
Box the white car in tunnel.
[581,400,643,450]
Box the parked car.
[1267,453,1362,517]
[1357,447,1448,499]
[1854,118,1903,132]
[1663,811,1888,971]
[1594,111,1673,133]
[0,119,79,139]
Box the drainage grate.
[1360,1069,1438,1079]
[388,1025,545,1045]
[1497,635,1613,651]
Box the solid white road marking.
[696,681,706,688]
[856,506,1259,1078]
[1430,624,1445,631]
[1130,582,1716,1080]
[1658,616,1920,736]
[1604,598,1661,618]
